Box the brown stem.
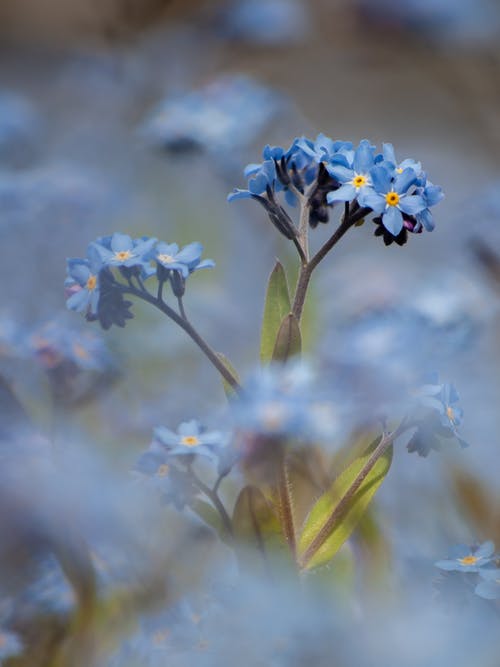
[276,451,296,558]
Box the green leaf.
[191,499,229,541]
[232,485,287,571]
[260,261,291,363]
[272,313,301,362]
[215,352,240,399]
[298,438,393,570]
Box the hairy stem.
[276,450,296,558]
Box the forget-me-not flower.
[152,420,228,460]
[326,139,376,203]
[359,166,426,235]
[435,541,496,573]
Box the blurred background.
[1,3,500,658]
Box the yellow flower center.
[73,342,90,359]
[458,555,478,566]
[385,191,400,206]
[158,254,175,264]
[157,463,170,477]
[446,406,455,422]
[113,250,133,261]
[153,629,170,645]
[351,174,367,189]
[86,275,97,291]
[396,167,403,174]
[180,435,200,447]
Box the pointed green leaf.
[215,352,240,399]
[232,485,287,571]
[272,313,301,362]
[298,438,393,570]
[260,261,291,363]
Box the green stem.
[189,467,234,538]
[298,419,409,570]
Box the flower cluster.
[65,233,214,328]
[435,541,500,601]
[228,135,443,245]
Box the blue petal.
[175,242,203,265]
[476,541,495,559]
[326,164,352,183]
[382,143,396,166]
[68,261,91,285]
[416,208,435,231]
[110,233,133,252]
[227,189,252,202]
[398,194,426,215]
[358,190,385,213]
[327,183,356,203]
[382,206,403,235]
[156,242,179,256]
[178,420,201,437]
[66,289,90,312]
[154,426,179,447]
[394,167,417,194]
[370,165,392,193]
[424,184,444,206]
[353,139,374,173]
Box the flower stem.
[119,284,242,394]
[276,452,296,558]
[188,466,233,538]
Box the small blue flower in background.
[475,568,500,600]
[227,159,277,202]
[435,541,496,573]
[92,233,157,275]
[152,420,228,460]
[414,181,444,232]
[359,166,426,235]
[416,381,464,433]
[141,75,285,155]
[0,628,23,662]
[65,244,103,315]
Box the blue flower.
[152,420,228,460]
[475,568,500,600]
[326,139,377,203]
[91,233,157,275]
[65,244,103,315]
[416,381,464,432]
[435,541,496,572]
[153,242,214,279]
[0,629,23,662]
[358,166,426,235]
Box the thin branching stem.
[117,283,242,393]
[188,465,233,538]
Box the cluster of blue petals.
[228,135,443,238]
[65,233,214,319]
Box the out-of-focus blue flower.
[91,233,157,276]
[141,75,284,154]
[435,541,496,573]
[65,244,103,315]
[359,166,426,235]
[152,420,228,460]
[326,139,376,203]
[230,364,340,443]
[228,160,277,201]
[153,242,214,279]
[0,628,23,662]
[416,381,464,432]
[475,568,500,600]
[29,320,113,372]
[219,0,310,46]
